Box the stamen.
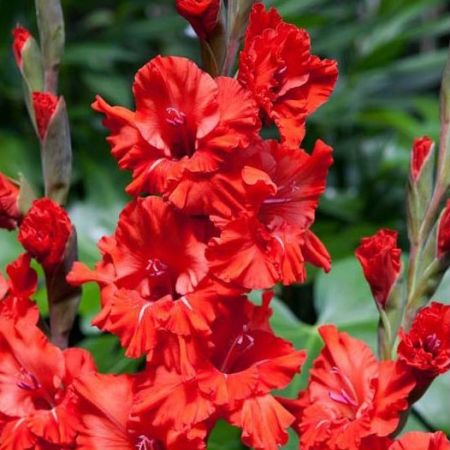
[136,435,160,450]
[329,389,358,407]
[146,258,168,277]
[424,333,442,354]
[165,107,186,126]
[17,370,41,391]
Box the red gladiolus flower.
[238,3,338,147]
[207,139,333,289]
[0,254,38,324]
[0,173,20,231]
[93,56,260,207]
[355,229,402,308]
[398,302,450,401]
[437,200,450,258]
[133,294,305,450]
[176,0,220,40]
[410,136,434,182]
[287,325,415,450]
[0,319,95,449]
[74,372,200,450]
[18,198,72,269]
[390,432,450,450]
[32,92,59,140]
[68,196,238,362]
[12,26,31,68]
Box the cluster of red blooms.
[1,2,450,449]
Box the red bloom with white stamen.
[93,56,260,211]
[286,325,415,450]
[0,318,95,449]
[68,196,240,362]
[207,139,333,289]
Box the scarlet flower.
[437,200,450,258]
[18,198,72,269]
[0,253,38,324]
[238,3,338,147]
[74,372,200,450]
[398,302,450,392]
[176,0,220,40]
[0,172,20,231]
[390,432,450,450]
[32,92,59,140]
[355,229,402,308]
[93,55,260,210]
[68,196,238,361]
[207,139,333,289]
[133,294,305,450]
[0,319,96,449]
[410,136,434,182]
[288,325,415,450]
[12,26,31,68]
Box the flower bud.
[176,0,221,40]
[410,136,434,183]
[18,198,72,269]
[32,92,72,204]
[355,229,402,308]
[437,200,450,259]
[32,91,59,140]
[12,26,32,68]
[0,173,20,231]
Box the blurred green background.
[1,0,450,447]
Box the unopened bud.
[0,173,20,231]
[176,0,221,40]
[437,200,450,259]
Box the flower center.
[164,107,195,159]
[144,257,178,301]
[328,366,359,411]
[165,107,186,127]
[424,333,442,354]
[16,368,58,410]
[220,326,255,374]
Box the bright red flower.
[74,372,201,450]
[176,0,220,40]
[68,196,239,362]
[207,139,333,289]
[410,136,434,182]
[12,26,31,68]
[32,92,59,140]
[398,302,450,399]
[437,200,450,258]
[288,325,415,450]
[18,198,72,269]
[0,253,38,324]
[93,56,260,210]
[0,173,20,231]
[133,293,305,450]
[238,3,338,147]
[0,319,95,449]
[390,432,450,450]
[355,229,402,308]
